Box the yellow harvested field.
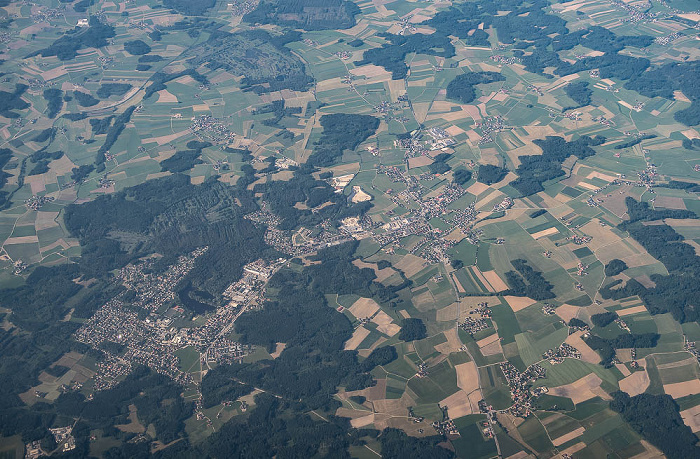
[41,66,67,81]
[619,370,650,396]
[476,332,501,349]
[394,254,427,277]
[349,297,380,318]
[4,236,39,244]
[436,303,458,322]
[579,220,622,252]
[565,331,601,364]
[455,362,480,394]
[407,156,433,169]
[618,100,634,111]
[155,89,177,103]
[481,340,504,356]
[531,227,559,239]
[270,343,286,359]
[35,211,60,231]
[551,427,585,446]
[468,390,483,412]
[444,228,466,242]
[503,296,536,312]
[149,130,190,146]
[586,171,618,182]
[372,310,400,337]
[344,327,370,351]
[372,393,414,416]
[654,196,686,210]
[680,404,700,433]
[352,259,394,282]
[472,267,495,293]
[549,373,603,404]
[335,407,371,420]
[466,182,490,196]
[26,175,45,194]
[666,218,700,227]
[440,390,473,418]
[434,328,463,355]
[350,413,375,428]
[617,305,648,317]
[482,270,508,291]
[578,181,598,191]
[555,304,581,323]
[349,64,391,79]
[616,363,631,377]
[664,379,700,399]
[446,125,465,136]
[674,90,692,103]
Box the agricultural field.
[0,0,700,457]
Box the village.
[73,252,286,393]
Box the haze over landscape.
[1,0,700,457]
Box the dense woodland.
[355,33,456,79]
[244,0,360,30]
[160,141,211,173]
[73,90,99,107]
[231,242,398,408]
[0,83,30,118]
[453,168,472,185]
[64,173,275,297]
[308,113,379,167]
[477,164,508,185]
[95,106,136,166]
[503,259,555,300]
[510,135,605,197]
[257,166,371,230]
[585,333,659,367]
[428,153,452,175]
[162,0,215,16]
[29,17,115,61]
[446,72,505,104]
[590,311,618,327]
[188,30,312,94]
[398,318,427,341]
[124,39,151,55]
[563,81,592,109]
[604,259,627,276]
[601,198,700,322]
[96,83,132,99]
[42,88,63,118]
[611,392,700,459]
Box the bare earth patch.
[617,305,648,317]
[619,370,650,396]
[551,427,585,447]
[680,404,700,433]
[555,304,581,323]
[440,389,473,418]
[482,270,508,291]
[270,342,286,359]
[344,327,370,351]
[565,331,601,364]
[548,373,604,405]
[349,297,380,319]
[455,362,480,394]
[663,379,700,399]
[503,296,536,312]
